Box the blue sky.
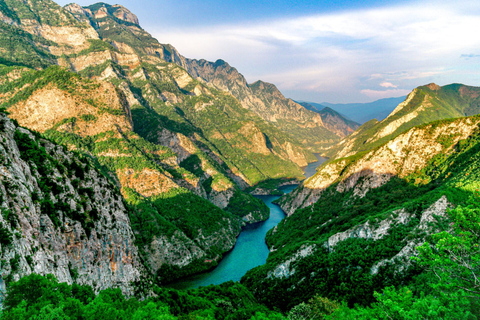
[56,0,480,103]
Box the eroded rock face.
[280,116,480,215]
[370,196,451,274]
[0,115,142,296]
[267,244,316,280]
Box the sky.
[55,0,480,103]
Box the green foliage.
[328,286,475,320]
[0,22,55,69]
[415,192,480,298]
[0,223,13,246]
[328,194,480,319]
[225,189,269,220]
[68,39,118,58]
[287,295,340,320]
[79,114,96,122]
[124,187,240,283]
[0,274,283,320]
[243,118,480,311]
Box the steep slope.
[0,0,323,282]
[318,96,407,124]
[63,2,313,173]
[327,83,480,159]
[168,56,343,151]
[0,64,247,283]
[242,115,480,310]
[0,113,143,295]
[297,102,360,137]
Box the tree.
[416,192,480,299]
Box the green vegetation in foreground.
[0,274,284,320]
[242,119,480,312]
[325,194,480,319]
[3,192,480,319]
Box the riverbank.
[166,156,327,290]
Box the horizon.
[55,0,480,104]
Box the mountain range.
[0,0,480,318]
[300,96,407,124]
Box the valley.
[0,0,479,319]
[168,156,327,290]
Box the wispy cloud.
[153,1,480,102]
[380,82,397,88]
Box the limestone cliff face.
[0,114,142,295]
[329,83,480,160]
[280,116,480,215]
[0,0,98,56]
[61,2,310,178]
[173,57,341,153]
[7,79,133,136]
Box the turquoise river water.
[168,155,327,289]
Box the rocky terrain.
[280,115,480,215]
[0,113,142,295]
[242,111,480,311]
[326,83,480,159]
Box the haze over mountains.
[1,0,480,318]
[299,96,407,124]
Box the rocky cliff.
[0,113,142,295]
[280,116,480,215]
[326,83,480,159]
[0,0,281,283]
[171,57,344,152]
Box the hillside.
[326,83,480,159]
[0,112,143,294]
[2,0,480,319]
[170,57,349,151]
[0,0,317,282]
[242,114,480,311]
[297,102,360,137]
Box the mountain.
[0,0,331,284]
[168,58,347,151]
[0,113,144,294]
[242,113,480,311]
[2,0,480,318]
[297,102,360,137]
[316,96,407,124]
[326,83,480,159]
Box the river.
[168,154,327,289]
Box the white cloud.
[380,82,398,88]
[152,1,480,102]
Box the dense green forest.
[2,193,479,319]
[241,118,480,315]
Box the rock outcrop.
[0,114,142,295]
[280,116,480,215]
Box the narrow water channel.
[168,155,327,289]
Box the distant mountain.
[325,83,480,159]
[297,102,360,137]
[306,96,407,124]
